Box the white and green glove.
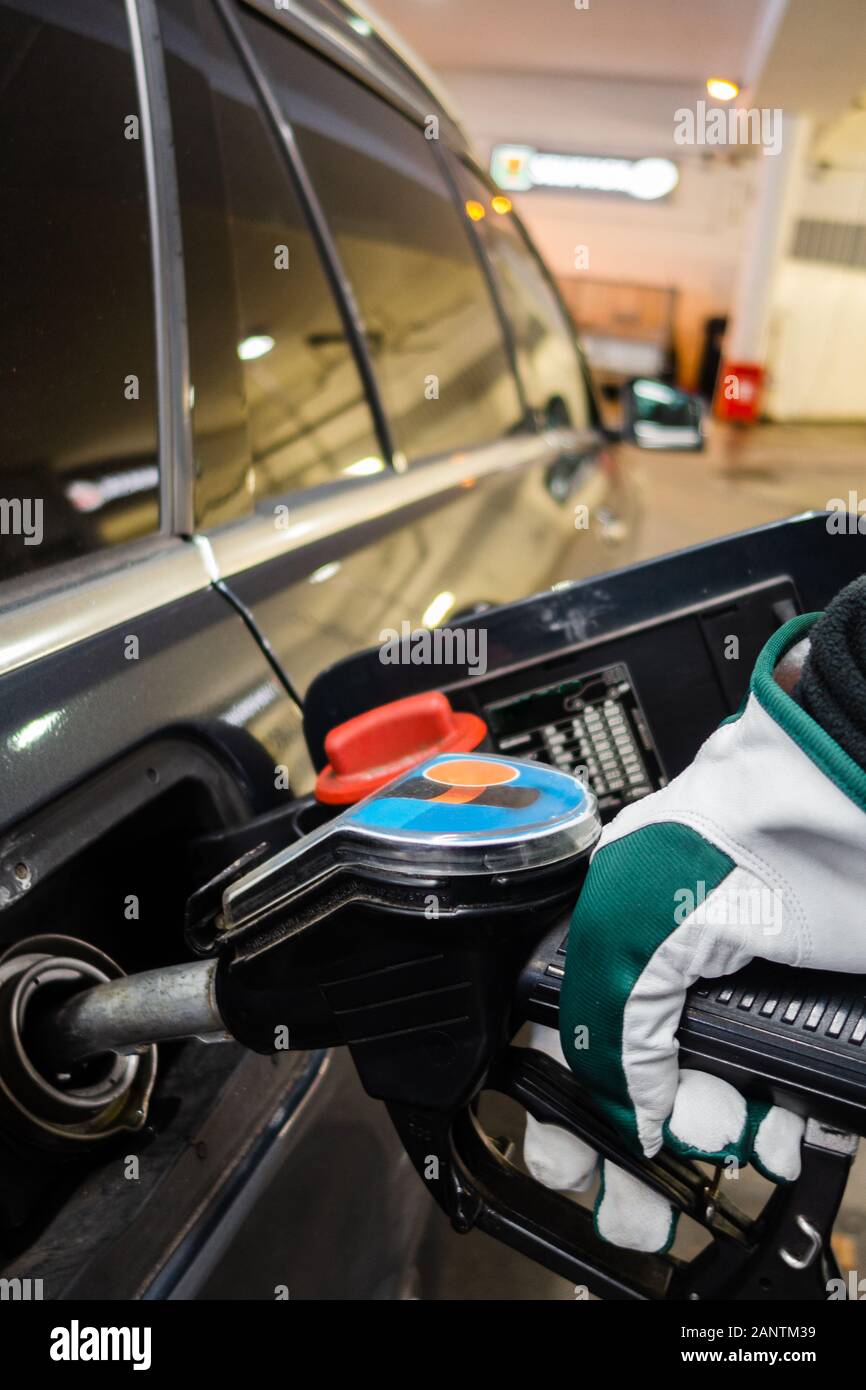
[523,1024,804,1252]
[525,613,866,1251]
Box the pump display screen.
[483,663,665,816]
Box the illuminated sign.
[490,144,679,201]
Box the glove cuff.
[749,613,866,814]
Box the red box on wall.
[714,361,764,423]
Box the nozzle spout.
[38,958,225,1068]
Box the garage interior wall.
[442,69,755,391]
[443,69,866,419]
[765,161,866,421]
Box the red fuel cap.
[315,691,488,805]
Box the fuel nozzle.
[24,754,598,1128]
[28,754,598,1102]
[207,753,599,1108]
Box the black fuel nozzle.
[206,752,600,1108]
[31,753,598,1113]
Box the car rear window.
[240,7,524,466]
[451,161,593,432]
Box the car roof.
[241,0,474,156]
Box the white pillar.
[725,113,812,364]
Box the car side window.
[240,7,524,465]
[160,0,383,529]
[0,0,159,584]
[453,163,594,432]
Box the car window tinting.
[240,9,524,464]
[0,0,159,584]
[161,0,383,530]
[453,165,592,432]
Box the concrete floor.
[428,421,866,1299]
[628,420,866,565]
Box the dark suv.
[0,0,691,1300]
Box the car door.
[0,0,430,1301]
[163,0,638,795]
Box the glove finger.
[749,1102,805,1183]
[523,1114,599,1192]
[523,1023,599,1192]
[594,1160,677,1253]
[662,1068,751,1162]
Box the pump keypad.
[484,663,665,818]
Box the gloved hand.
[523,1023,804,1252]
[524,612,866,1250]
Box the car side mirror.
[620,378,704,451]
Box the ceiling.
[753,0,866,121]
[365,0,782,87]
[364,0,866,138]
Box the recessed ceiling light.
[706,77,739,102]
